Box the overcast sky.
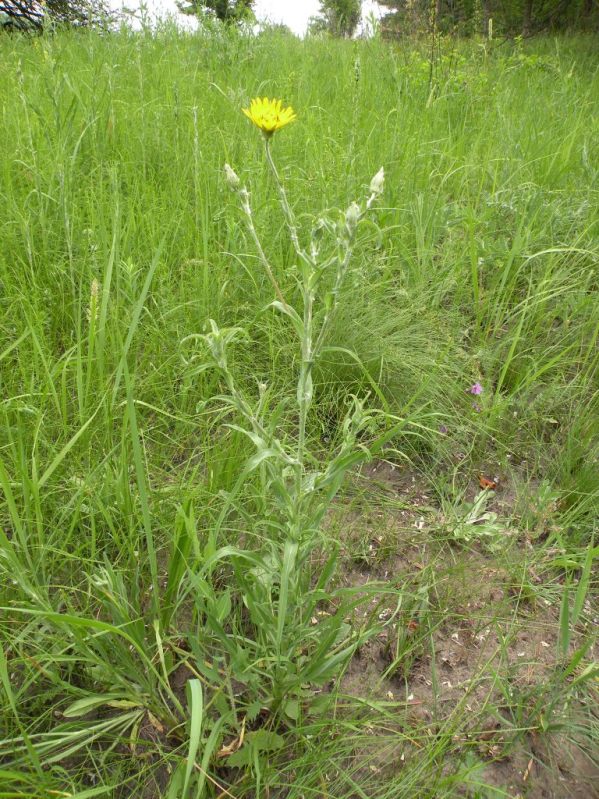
[117,0,382,35]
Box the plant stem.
[239,188,290,312]
[295,286,314,507]
[264,138,314,271]
[263,138,317,538]
[313,237,354,359]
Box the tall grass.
[0,25,597,798]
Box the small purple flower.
[439,425,448,434]
[468,382,483,396]
[472,402,482,413]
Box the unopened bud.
[224,163,240,190]
[369,166,385,196]
[345,202,360,231]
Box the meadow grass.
[0,25,598,798]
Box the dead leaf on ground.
[217,717,246,758]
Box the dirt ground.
[334,460,599,799]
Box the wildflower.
[468,382,483,395]
[439,425,448,434]
[242,97,296,138]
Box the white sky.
[117,0,382,35]
[255,0,321,33]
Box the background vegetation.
[378,0,599,37]
[0,23,597,799]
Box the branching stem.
[264,138,314,271]
[239,188,290,313]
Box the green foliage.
[309,0,362,37]
[378,0,598,36]
[177,0,254,25]
[447,490,507,549]
[0,0,117,31]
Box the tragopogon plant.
[182,97,391,714]
[223,97,384,543]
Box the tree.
[378,0,598,37]
[378,0,430,36]
[309,0,362,38]
[177,0,254,25]
[259,22,296,37]
[0,0,116,31]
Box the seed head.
[87,278,100,324]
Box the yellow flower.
[242,97,297,138]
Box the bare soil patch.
[334,461,599,799]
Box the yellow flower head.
[242,97,297,138]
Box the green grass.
[0,24,598,798]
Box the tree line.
[378,0,598,38]
[1,0,597,35]
[314,0,599,37]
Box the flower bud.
[369,166,385,196]
[345,201,361,232]
[224,163,240,190]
